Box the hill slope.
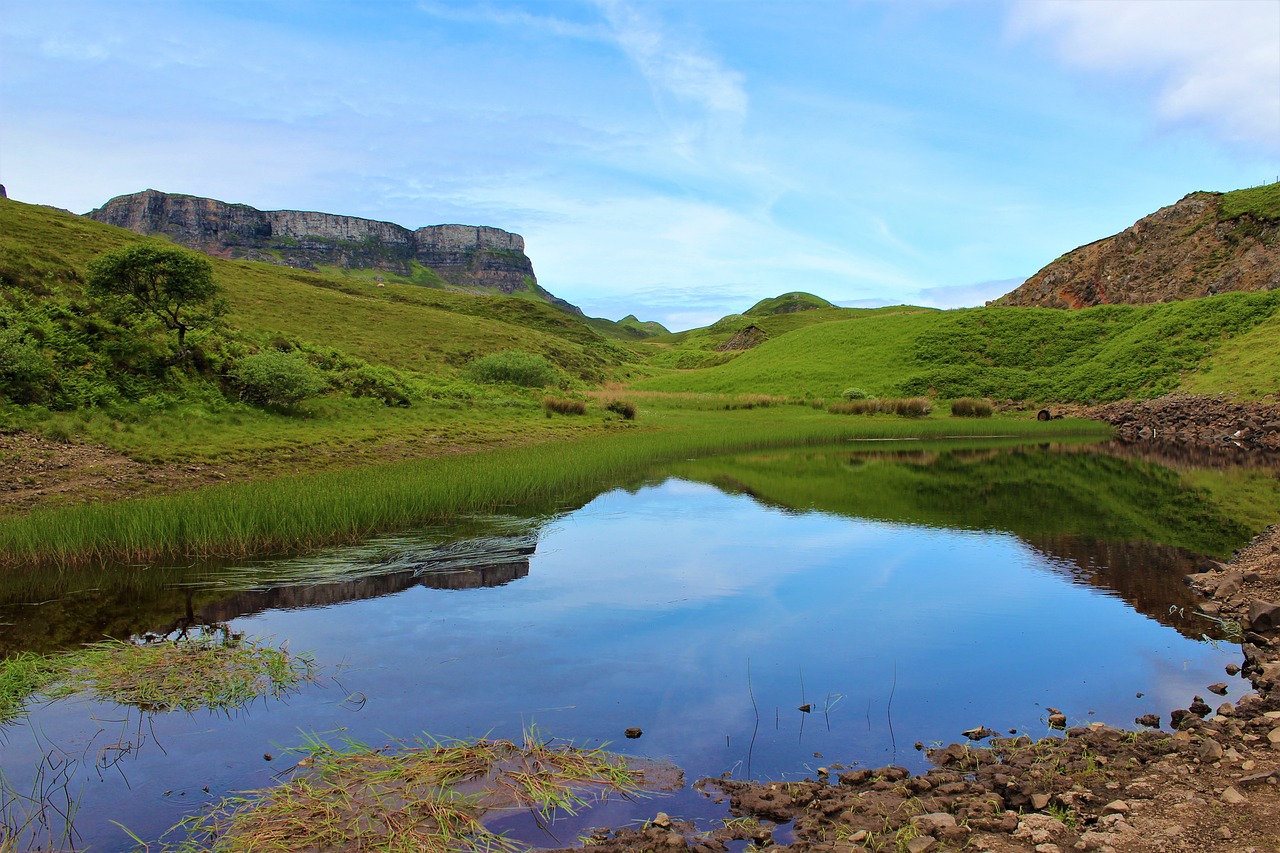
[997,183,1280,308]
[633,295,1280,402]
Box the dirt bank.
[553,525,1280,853]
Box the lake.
[3,438,1277,850]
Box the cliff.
[996,184,1280,308]
[85,189,579,312]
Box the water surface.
[3,439,1277,850]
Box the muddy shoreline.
[553,525,1280,853]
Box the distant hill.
[617,315,670,337]
[997,183,1280,308]
[744,291,835,316]
[85,189,585,315]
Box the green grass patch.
[1219,182,1280,222]
[0,631,314,723]
[157,730,651,853]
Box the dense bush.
[345,364,415,406]
[467,351,559,388]
[603,398,637,420]
[543,396,587,416]
[841,387,869,400]
[231,351,328,408]
[950,397,993,418]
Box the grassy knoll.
[0,405,1105,567]
[632,292,1280,402]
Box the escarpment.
[85,189,577,311]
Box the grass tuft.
[159,730,651,853]
[950,397,994,418]
[0,630,315,720]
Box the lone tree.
[87,242,223,360]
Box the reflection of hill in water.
[0,527,540,655]
[1024,536,1214,640]
[669,440,1280,638]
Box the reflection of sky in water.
[5,479,1247,850]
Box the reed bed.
[0,414,1109,568]
[163,731,648,853]
[827,397,933,417]
[950,397,994,418]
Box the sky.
[2,0,1278,331]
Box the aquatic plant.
[158,730,649,853]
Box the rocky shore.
[552,524,1280,853]
[1086,395,1280,451]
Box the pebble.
[1219,825,1234,840]
[1221,786,1247,805]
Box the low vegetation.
[158,731,648,853]
[0,630,313,723]
[828,397,932,417]
[950,397,993,417]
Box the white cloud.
[915,278,1026,309]
[593,0,749,121]
[1008,0,1280,151]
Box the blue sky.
[3,0,1278,330]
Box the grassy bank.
[0,407,1106,568]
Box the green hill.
[743,291,835,316]
[633,295,1280,402]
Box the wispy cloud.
[593,0,748,121]
[1008,0,1280,152]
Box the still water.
[3,439,1278,849]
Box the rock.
[652,812,672,828]
[1248,600,1280,633]
[1207,682,1229,696]
[1030,793,1052,810]
[905,838,937,853]
[1100,800,1130,815]
[912,813,958,837]
[1214,572,1245,599]
[1268,727,1280,747]
[1227,663,1241,675]
[1135,714,1161,728]
[1189,696,1212,718]
[1220,786,1247,804]
[962,726,998,741]
[1199,739,1224,762]
[1047,713,1067,730]
[625,727,643,739]
[1013,814,1068,845]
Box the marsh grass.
[0,412,1108,568]
[0,631,314,721]
[541,396,587,416]
[163,731,648,853]
[828,398,932,417]
[949,397,994,418]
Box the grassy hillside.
[632,294,1280,402]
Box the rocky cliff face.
[85,190,575,310]
[997,190,1280,308]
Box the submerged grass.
[0,409,1108,568]
[0,631,314,722]
[162,730,648,853]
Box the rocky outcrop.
[85,189,579,311]
[997,189,1280,308]
[1087,394,1280,450]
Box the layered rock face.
[85,189,554,302]
[998,191,1280,308]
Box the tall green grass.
[0,411,1107,567]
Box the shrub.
[603,398,637,420]
[231,351,328,408]
[543,396,587,416]
[346,364,414,407]
[828,397,932,417]
[467,352,559,388]
[841,387,870,400]
[950,397,993,418]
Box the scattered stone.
[1248,600,1280,632]
[1047,713,1067,730]
[1226,663,1241,675]
[962,726,998,741]
[1220,786,1247,804]
[1208,682,1229,695]
[912,813,957,837]
[905,838,937,853]
[1135,713,1161,728]
[797,704,811,713]
[1100,800,1130,815]
[1030,793,1052,810]
[652,812,672,828]
[1199,739,1224,762]
[1189,696,1212,718]
[1219,825,1233,840]
[624,727,643,739]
